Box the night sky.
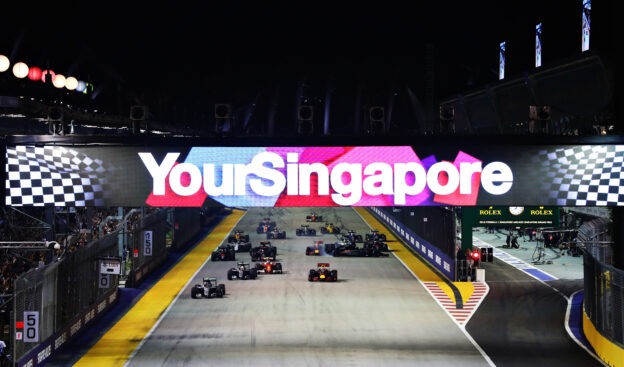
[1,1,614,132]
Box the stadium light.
[0,54,9,72]
[52,74,66,88]
[12,61,29,78]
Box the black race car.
[228,230,250,243]
[227,262,258,280]
[191,277,226,298]
[250,241,277,261]
[306,212,323,222]
[324,240,356,255]
[365,229,387,242]
[296,224,317,236]
[363,239,389,252]
[333,245,388,257]
[320,222,341,235]
[308,262,338,282]
[267,227,286,239]
[256,218,276,234]
[305,240,324,256]
[341,230,364,244]
[231,239,252,252]
[325,240,387,257]
[211,244,236,261]
[254,257,283,274]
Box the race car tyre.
[211,253,217,261]
[330,270,338,281]
[227,270,234,280]
[250,268,258,279]
[191,289,201,298]
[219,284,226,295]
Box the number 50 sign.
[24,311,39,342]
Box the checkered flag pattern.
[527,145,624,206]
[5,146,110,206]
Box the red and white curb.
[423,281,489,326]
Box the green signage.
[464,206,560,227]
[459,206,560,252]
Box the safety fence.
[9,208,178,367]
[584,243,624,358]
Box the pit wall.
[368,207,454,280]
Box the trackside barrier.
[14,288,118,367]
[368,207,455,280]
[583,245,624,366]
[12,209,173,366]
[12,236,119,367]
[124,210,169,288]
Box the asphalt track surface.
[48,207,605,366]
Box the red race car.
[255,257,283,274]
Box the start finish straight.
[138,151,513,206]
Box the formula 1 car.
[365,229,387,242]
[320,222,341,235]
[191,277,226,298]
[231,239,252,252]
[305,240,324,256]
[228,230,250,243]
[266,227,286,239]
[341,230,364,244]
[211,244,236,261]
[363,239,389,252]
[296,224,317,236]
[306,212,323,222]
[324,240,357,255]
[333,244,388,257]
[256,218,277,234]
[308,262,338,282]
[250,241,277,261]
[227,262,258,280]
[254,257,283,274]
